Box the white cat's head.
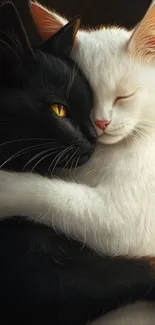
[73,24,155,145]
[30,1,155,145]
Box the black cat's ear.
[30,1,80,56]
[10,0,43,48]
[0,0,42,64]
[39,17,80,57]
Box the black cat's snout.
[86,123,97,144]
[91,133,97,144]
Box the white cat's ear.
[30,1,68,40]
[128,3,155,60]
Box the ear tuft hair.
[0,0,43,85]
[128,3,155,61]
[30,1,67,40]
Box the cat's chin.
[98,133,125,145]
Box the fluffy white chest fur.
[69,134,155,256]
[1,1,155,257]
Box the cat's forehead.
[73,28,138,96]
[80,27,130,51]
[76,27,131,66]
[20,51,80,89]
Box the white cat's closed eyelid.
[113,87,140,106]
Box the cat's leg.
[0,170,133,255]
[0,169,104,223]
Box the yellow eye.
[51,103,68,117]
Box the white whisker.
[0,137,59,147]
[50,145,75,175]
[0,143,52,168]
[22,147,62,172]
[30,149,60,173]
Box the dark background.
[40,0,151,28]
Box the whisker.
[0,143,52,168]
[49,145,75,175]
[51,147,75,175]
[72,155,80,181]
[30,149,61,173]
[22,147,62,171]
[0,137,59,147]
[68,148,79,180]
[59,148,76,175]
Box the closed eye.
[114,90,137,105]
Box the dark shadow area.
[40,0,151,28]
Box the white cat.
[1,1,155,257]
[90,302,155,325]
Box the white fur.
[90,302,155,325]
[1,11,155,256]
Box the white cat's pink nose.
[95,120,110,130]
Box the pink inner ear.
[146,38,155,46]
[30,2,63,40]
[128,4,155,58]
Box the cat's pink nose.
[95,120,110,130]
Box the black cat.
[0,1,96,175]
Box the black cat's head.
[0,1,97,175]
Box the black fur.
[1,217,155,325]
[0,1,96,174]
